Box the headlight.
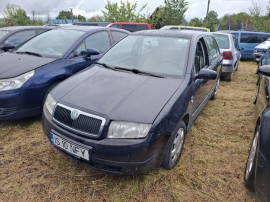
[254,49,257,53]
[0,70,34,92]
[45,94,57,115]
[108,121,151,138]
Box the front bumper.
[42,107,166,174]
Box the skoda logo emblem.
[71,110,79,120]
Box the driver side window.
[195,40,207,73]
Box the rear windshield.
[213,34,230,49]
[122,24,148,32]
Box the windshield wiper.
[16,51,42,57]
[96,62,115,70]
[114,67,165,78]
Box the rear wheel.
[211,78,220,100]
[161,121,186,169]
[223,73,233,82]
[244,125,259,190]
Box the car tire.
[244,125,260,190]
[211,77,220,100]
[42,82,60,104]
[223,73,233,82]
[161,121,186,169]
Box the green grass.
[0,61,258,201]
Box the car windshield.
[0,30,9,41]
[213,34,230,49]
[17,29,85,58]
[98,35,190,77]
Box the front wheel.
[244,125,260,190]
[161,121,186,169]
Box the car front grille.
[53,104,105,137]
[0,107,16,115]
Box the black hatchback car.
[244,65,270,201]
[42,30,222,174]
[0,26,50,53]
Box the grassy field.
[0,61,258,201]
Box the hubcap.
[170,128,185,164]
[245,130,259,180]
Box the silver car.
[213,32,241,81]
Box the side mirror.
[258,65,270,77]
[85,48,100,60]
[1,43,15,51]
[195,69,217,80]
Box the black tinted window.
[5,30,36,47]
[85,31,110,53]
[111,31,128,44]
[122,24,148,32]
[240,33,261,43]
[111,24,121,29]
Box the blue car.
[0,26,129,120]
[42,30,222,174]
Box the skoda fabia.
[42,30,222,174]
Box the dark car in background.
[42,30,222,174]
[244,64,270,202]
[73,22,111,27]
[0,26,50,53]
[107,22,151,32]
[0,26,129,120]
[213,32,241,81]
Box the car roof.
[132,30,212,39]
[0,26,50,31]
[213,32,233,37]
[56,25,130,34]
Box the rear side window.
[85,31,111,53]
[231,33,239,40]
[204,36,220,64]
[233,37,239,49]
[240,33,261,43]
[122,24,148,32]
[5,30,36,47]
[213,34,230,49]
[111,31,128,44]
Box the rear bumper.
[42,107,166,174]
[221,64,234,75]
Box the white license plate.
[50,133,90,161]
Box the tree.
[203,10,219,31]
[3,4,31,26]
[77,14,86,22]
[56,10,86,22]
[102,0,147,22]
[189,17,203,27]
[56,10,73,19]
[148,7,164,29]
[162,0,188,26]
[88,15,105,22]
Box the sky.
[0,0,268,21]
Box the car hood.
[255,41,270,50]
[0,52,56,79]
[55,65,183,123]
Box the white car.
[253,38,270,62]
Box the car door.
[204,35,222,94]
[191,37,210,118]
[232,36,241,68]
[67,31,112,73]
